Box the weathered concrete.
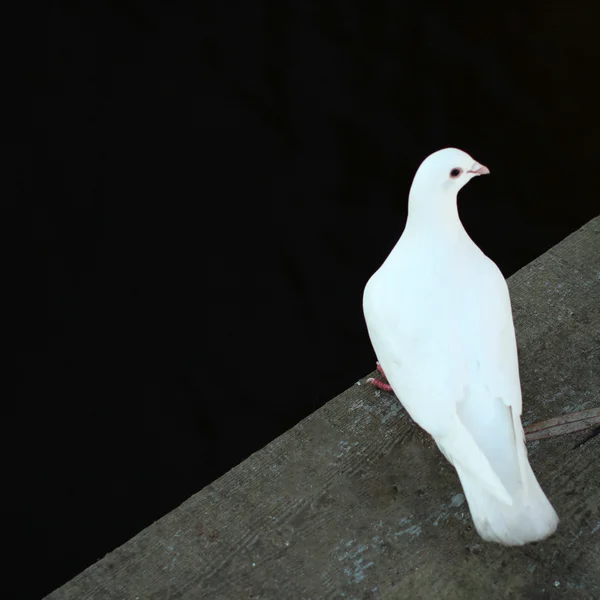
[47,217,600,600]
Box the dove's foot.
[524,408,600,441]
[367,362,394,392]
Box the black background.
[11,2,599,598]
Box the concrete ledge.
[47,217,600,600]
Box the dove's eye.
[450,168,462,178]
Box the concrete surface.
[47,216,600,600]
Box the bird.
[362,148,560,545]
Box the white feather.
[363,148,558,545]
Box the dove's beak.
[468,162,490,176]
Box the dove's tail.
[436,405,559,546]
[455,459,558,545]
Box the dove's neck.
[405,190,467,242]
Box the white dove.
[363,148,559,545]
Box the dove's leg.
[367,362,393,392]
[524,408,600,441]
[367,363,600,442]
[366,365,600,441]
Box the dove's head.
[409,148,490,200]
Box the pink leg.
[367,362,394,392]
[365,367,599,442]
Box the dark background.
[11,2,598,598]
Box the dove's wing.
[363,252,525,505]
[456,257,531,498]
